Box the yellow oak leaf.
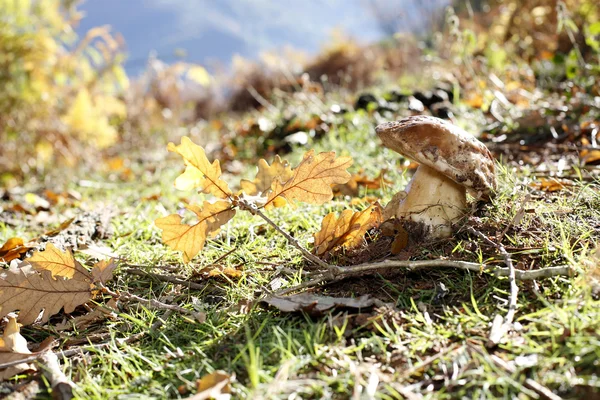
[265,151,352,208]
[240,155,293,195]
[314,204,382,256]
[27,243,91,283]
[0,237,31,263]
[168,137,232,199]
[155,201,236,262]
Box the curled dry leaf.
[240,155,293,196]
[168,136,232,199]
[155,201,236,262]
[194,371,233,400]
[262,293,377,315]
[0,237,32,263]
[314,203,383,256]
[0,316,36,380]
[265,150,353,208]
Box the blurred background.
[0,0,598,186]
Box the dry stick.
[250,207,333,271]
[274,259,571,296]
[99,284,205,323]
[466,227,519,347]
[38,352,74,400]
[123,268,207,290]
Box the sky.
[76,0,450,76]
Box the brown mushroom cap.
[376,115,496,199]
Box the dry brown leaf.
[240,155,293,195]
[581,149,600,165]
[194,371,232,400]
[168,136,232,199]
[44,217,75,237]
[0,264,92,325]
[262,293,376,315]
[313,204,382,256]
[530,178,571,192]
[27,243,91,282]
[0,237,32,263]
[265,150,352,208]
[333,170,392,197]
[91,259,117,284]
[391,228,409,255]
[0,316,36,380]
[155,201,236,262]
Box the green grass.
[1,98,600,399]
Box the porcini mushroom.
[376,115,496,238]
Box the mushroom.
[376,115,496,238]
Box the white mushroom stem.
[394,164,467,238]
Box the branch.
[276,258,571,296]
[237,201,333,271]
[39,352,75,400]
[99,284,206,322]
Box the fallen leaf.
[262,293,377,315]
[168,137,232,199]
[240,155,293,196]
[530,178,571,192]
[391,227,409,255]
[91,259,117,284]
[194,371,232,400]
[0,238,32,263]
[27,243,91,282]
[265,150,352,208]
[155,201,236,262]
[0,263,92,325]
[313,204,382,256]
[44,218,75,237]
[333,170,392,197]
[581,149,600,165]
[0,316,36,380]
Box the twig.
[249,206,333,271]
[99,284,205,322]
[275,258,571,296]
[38,352,74,400]
[466,227,518,347]
[123,268,207,290]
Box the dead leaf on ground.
[0,237,32,263]
[333,169,392,197]
[191,371,233,400]
[0,316,37,380]
[196,265,242,279]
[265,150,352,208]
[240,155,293,196]
[313,203,382,256]
[0,264,92,325]
[168,136,232,199]
[581,149,600,165]
[44,217,75,237]
[27,243,91,282]
[91,259,117,284]
[380,219,410,255]
[530,177,571,192]
[262,293,377,315]
[155,201,236,262]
